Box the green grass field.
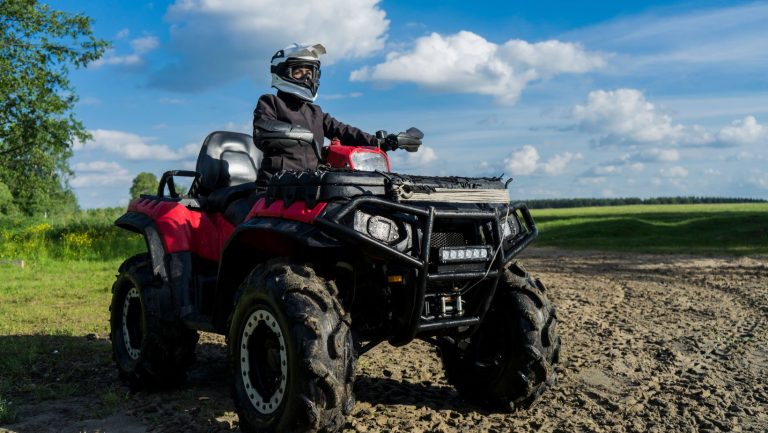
[0,260,124,422]
[531,203,768,256]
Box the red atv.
[110,128,560,433]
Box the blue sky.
[58,0,768,208]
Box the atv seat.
[195,131,262,214]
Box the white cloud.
[91,51,141,67]
[501,146,580,176]
[389,146,437,169]
[573,89,767,149]
[590,165,623,176]
[71,161,132,188]
[660,166,689,178]
[78,97,101,106]
[77,129,199,161]
[410,146,437,165]
[351,31,604,105]
[733,151,767,161]
[572,88,713,146]
[634,148,680,162]
[72,161,124,172]
[751,173,768,189]
[704,168,721,176]
[717,116,767,146]
[320,92,364,101]
[130,36,160,54]
[91,35,159,68]
[504,145,539,175]
[577,177,607,185]
[71,173,133,188]
[152,0,389,90]
[541,152,582,175]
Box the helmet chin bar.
[271,76,319,102]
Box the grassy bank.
[0,209,144,262]
[532,203,768,256]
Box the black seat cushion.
[194,131,262,212]
[196,131,262,195]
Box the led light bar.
[439,246,491,263]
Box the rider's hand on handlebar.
[377,128,423,152]
[381,134,400,151]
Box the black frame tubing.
[157,170,201,198]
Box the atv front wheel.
[229,260,355,433]
[110,254,199,389]
[439,262,560,411]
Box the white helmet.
[270,43,326,102]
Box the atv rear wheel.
[110,254,199,389]
[229,260,355,433]
[439,261,560,411]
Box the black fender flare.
[115,212,168,281]
[212,217,342,331]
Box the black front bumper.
[314,196,538,345]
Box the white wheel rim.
[122,287,141,360]
[240,308,288,415]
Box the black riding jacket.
[253,91,377,184]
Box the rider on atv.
[253,43,417,185]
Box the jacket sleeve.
[322,111,378,147]
[253,95,278,153]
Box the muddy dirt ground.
[2,248,767,433]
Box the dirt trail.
[2,249,767,432]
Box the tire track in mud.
[342,251,768,433]
[521,251,768,433]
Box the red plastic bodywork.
[325,139,391,171]
[245,197,327,223]
[129,198,235,262]
[129,197,328,262]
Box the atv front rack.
[314,197,538,345]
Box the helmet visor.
[273,60,320,82]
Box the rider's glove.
[382,134,400,151]
[377,128,423,152]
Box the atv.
[110,127,560,433]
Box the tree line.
[523,196,767,209]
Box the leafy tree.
[130,172,159,200]
[0,0,108,215]
[129,172,188,200]
[0,181,19,216]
